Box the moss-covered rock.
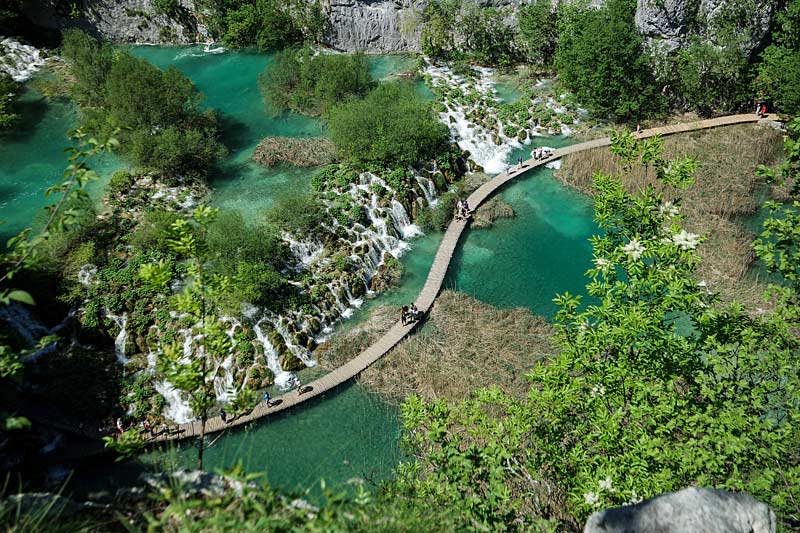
[279,351,306,372]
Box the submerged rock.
[584,487,776,533]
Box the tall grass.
[320,291,554,404]
[558,124,786,308]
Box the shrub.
[755,0,800,116]
[153,0,180,16]
[206,210,287,269]
[108,170,134,197]
[265,192,324,237]
[517,0,557,66]
[327,83,449,167]
[0,73,20,129]
[259,47,374,116]
[60,28,114,107]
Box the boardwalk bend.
[149,113,775,442]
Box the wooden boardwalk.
[151,113,772,442]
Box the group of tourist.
[401,303,422,326]
[455,199,472,221]
[532,147,552,160]
[755,101,768,118]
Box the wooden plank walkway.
[147,113,771,442]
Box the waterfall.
[154,380,194,424]
[78,264,98,286]
[254,319,299,391]
[283,233,325,270]
[0,37,47,82]
[415,175,438,206]
[270,317,316,367]
[389,199,422,239]
[104,312,130,365]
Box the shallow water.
[0,88,119,243]
[142,381,402,500]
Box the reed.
[319,291,554,404]
[558,124,786,308]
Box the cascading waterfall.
[415,175,439,206]
[254,319,300,391]
[425,62,519,174]
[0,37,47,82]
[104,312,130,365]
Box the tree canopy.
[327,82,450,167]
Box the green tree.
[60,28,114,107]
[554,0,665,121]
[327,83,449,167]
[153,0,180,16]
[756,0,800,115]
[517,0,557,66]
[420,0,460,60]
[460,5,518,67]
[259,47,374,116]
[138,206,248,469]
[671,36,752,115]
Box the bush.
[229,261,293,308]
[554,0,665,121]
[108,170,134,197]
[129,210,181,252]
[216,0,323,51]
[153,0,180,16]
[60,28,114,107]
[670,37,752,115]
[206,210,287,269]
[259,47,374,116]
[0,73,20,129]
[460,5,518,67]
[265,192,324,237]
[64,35,227,178]
[327,83,449,167]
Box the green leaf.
[7,290,35,305]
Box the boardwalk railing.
[146,113,771,442]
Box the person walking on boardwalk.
[401,305,410,325]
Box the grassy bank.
[319,290,554,403]
[557,123,786,307]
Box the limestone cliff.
[22,0,209,44]
[635,0,777,57]
[14,0,781,56]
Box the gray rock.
[23,0,209,44]
[635,0,776,56]
[584,487,776,533]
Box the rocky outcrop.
[325,0,426,52]
[585,487,776,533]
[635,0,777,57]
[22,0,209,44]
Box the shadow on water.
[218,113,255,155]
[0,94,51,144]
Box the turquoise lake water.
[2,47,599,498]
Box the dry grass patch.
[473,197,515,229]
[253,136,335,167]
[317,291,554,404]
[557,124,786,307]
